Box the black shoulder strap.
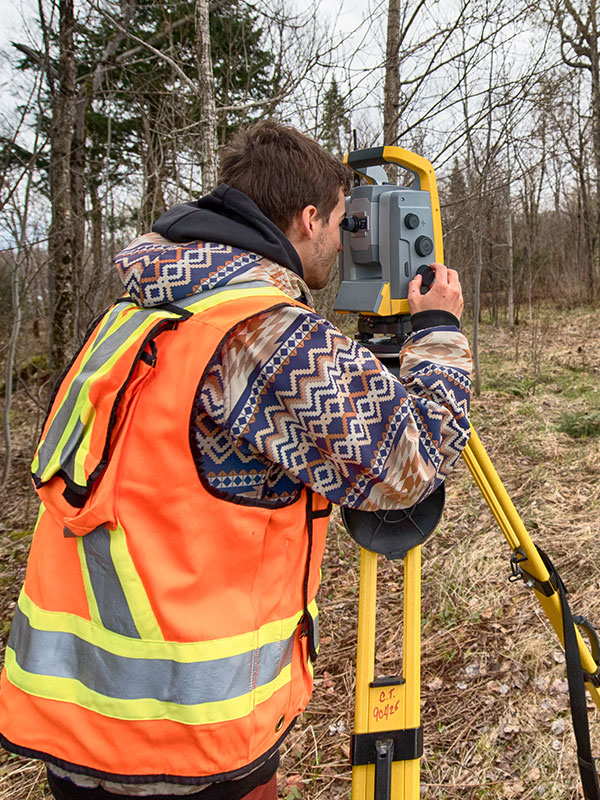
[537,546,600,800]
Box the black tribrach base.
[341,484,445,561]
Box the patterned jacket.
[114,233,472,512]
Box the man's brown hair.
[219,120,352,233]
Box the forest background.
[1,0,600,798]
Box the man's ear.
[294,205,318,240]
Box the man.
[0,121,470,800]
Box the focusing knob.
[404,213,420,230]
[415,235,434,257]
[416,265,435,295]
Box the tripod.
[337,146,600,799]
[345,420,600,799]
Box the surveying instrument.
[335,146,600,800]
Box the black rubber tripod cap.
[341,483,445,560]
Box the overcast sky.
[0,0,33,49]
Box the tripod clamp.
[509,546,560,597]
[352,728,424,799]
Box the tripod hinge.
[509,547,558,598]
[584,670,600,689]
[351,726,423,766]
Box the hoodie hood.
[113,186,311,309]
[151,184,303,278]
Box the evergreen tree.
[320,79,349,156]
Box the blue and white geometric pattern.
[114,235,472,509]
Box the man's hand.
[407,262,464,319]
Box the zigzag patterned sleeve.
[206,307,471,511]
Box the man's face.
[302,190,346,290]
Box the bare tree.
[195,0,218,191]
[506,160,515,330]
[552,0,600,298]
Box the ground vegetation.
[2,304,600,799]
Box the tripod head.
[336,146,446,557]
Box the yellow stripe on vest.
[15,590,317,663]
[109,524,164,641]
[4,647,293,726]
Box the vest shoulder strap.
[32,284,294,507]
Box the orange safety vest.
[0,283,331,784]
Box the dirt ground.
[1,304,600,799]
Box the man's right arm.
[198,304,471,511]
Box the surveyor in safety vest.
[0,121,471,800]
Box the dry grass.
[2,305,600,799]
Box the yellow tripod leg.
[352,545,422,799]
[463,425,600,707]
[402,544,421,798]
[352,549,377,800]
[351,423,600,800]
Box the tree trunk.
[2,259,22,488]
[527,259,533,324]
[507,196,514,330]
[71,93,87,340]
[139,113,167,232]
[472,223,483,396]
[588,2,600,300]
[89,168,105,311]
[577,156,595,300]
[195,0,218,192]
[48,0,77,373]
[383,0,400,182]
[383,0,400,146]
[590,62,600,299]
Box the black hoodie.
[152,184,304,279]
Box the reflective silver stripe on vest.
[9,605,296,705]
[34,281,277,488]
[81,526,140,639]
[34,304,168,484]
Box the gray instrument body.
[334,174,435,315]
